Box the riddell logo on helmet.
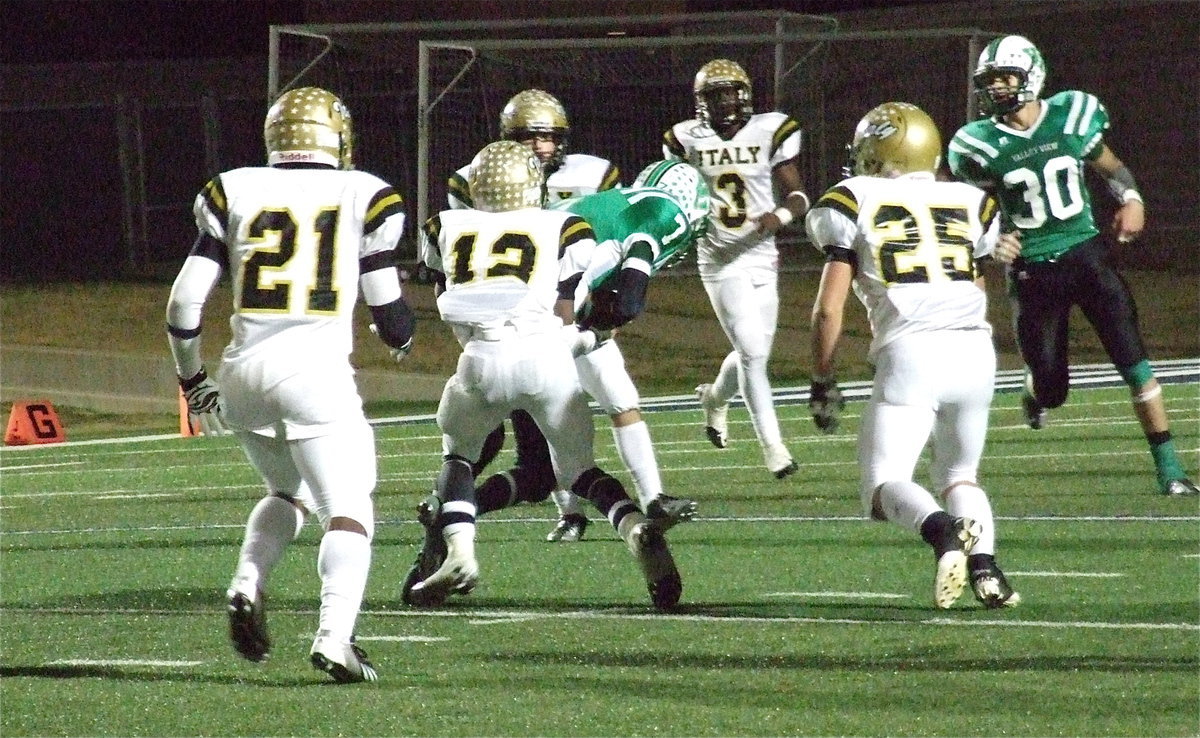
[275,151,319,162]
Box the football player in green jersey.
[948,35,1196,497]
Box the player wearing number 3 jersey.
[807,101,1020,609]
[948,35,1196,497]
[663,59,809,479]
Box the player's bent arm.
[1088,144,1145,241]
[166,245,223,381]
[361,256,415,350]
[809,253,854,377]
[758,159,809,234]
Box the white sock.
[551,488,586,516]
[316,529,371,643]
[876,481,942,535]
[612,421,663,509]
[229,495,304,599]
[943,483,995,556]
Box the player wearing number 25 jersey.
[663,58,809,480]
[807,102,1019,610]
[948,34,1195,497]
[168,87,417,683]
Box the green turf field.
[2,381,1197,737]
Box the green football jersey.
[550,186,699,290]
[948,90,1109,262]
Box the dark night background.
[2,0,1196,281]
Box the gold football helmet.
[846,102,942,178]
[468,140,544,212]
[693,59,753,132]
[264,87,353,169]
[499,89,570,171]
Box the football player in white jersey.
[456,160,710,547]
[444,88,623,542]
[167,87,417,682]
[407,140,684,611]
[447,88,621,209]
[663,59,809,479]
[804,102,1020,609]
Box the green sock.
[1149,433,1186,488]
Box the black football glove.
[809,375,844,434]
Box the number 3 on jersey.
[870,203,974,284]
[240,208,340,313]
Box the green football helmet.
[264,87,353,169]
[973,35,1047,117]
[634,159,710,238]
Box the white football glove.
[560,324,614,357]
[369,323,413,362]
[180,368,221,414]
[809,375,845,434]
[192,407,231,436]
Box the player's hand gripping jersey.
[948,90,1109,261]
[663,111,801,272]
[805,173,1001,361]
[193,167,406,365]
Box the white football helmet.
[264,87,353,169]
[467,140,544,212]
[973,35,1047,117]
[634,159,710,237]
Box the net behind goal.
[269,13,996,256]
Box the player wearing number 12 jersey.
[948,35,1195,496]
[663,58,809,480]
[807,101,1020,609]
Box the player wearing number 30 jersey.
[806,101,1019,610]
[948,34,1195,497]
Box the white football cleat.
[934,517,981,609]
[764,443,798,480]
[628,521,683,610]
[310,632,378,684]
[409,553,479,607]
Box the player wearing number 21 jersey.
[170,87,417,683]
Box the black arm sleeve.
[369,297,416,349]
[612,267,651,326]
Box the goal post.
[269,15,999,257]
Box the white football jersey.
[447,153,620,209]
[420,207,595,330]
[192,166,405,364]
[663,111,801,274]
[804,172,1000,360]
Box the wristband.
[785,190,811,213]
[1120,189,1143,205]
[772,207,795,227]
